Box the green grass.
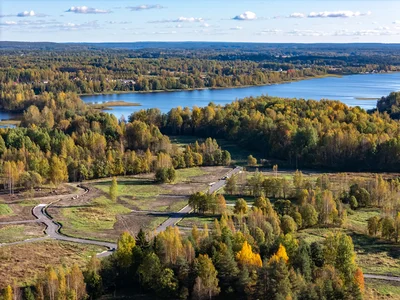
[178,215,218,229]
[365,278,400,298]
[175,167,208,183]
[0,204,13,216]
[223,194,255,204]
[346,208,381,233]
[95,178,162,198]
[61,196,131,233]
[296,227,343,244]
[0,225,43,243]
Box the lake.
[81,72,400,119]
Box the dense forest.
[1,42,399,111]
[0,91,231,191]
[130,95,400,171]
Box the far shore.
[87,101,141,110]
[79,73,343,97]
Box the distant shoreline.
[79,73,343,98]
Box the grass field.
[0,241,103,289]
[60,196,131,239]
[178,214,218,229]
[0,203,13,216]
[365,279,400,299]
[0,224,44,243]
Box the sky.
[1,0,400,43]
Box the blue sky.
[1,0,400,43]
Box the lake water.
[82,72,399,119]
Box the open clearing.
[48,167,230,242]
[0,240,103,289]
[0,223,44,243]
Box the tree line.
[0,92,231,191]
[130,95,400,171]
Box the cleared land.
[0,240,103,289]
[47,167,230,242]
[0,223,44,243]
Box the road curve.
[155,166,242,233]
[32,204,117,256]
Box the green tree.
[109,177,118,202]
[281,215,297,234]
[310,242,324,268]
[247,155,257,166]
[225,175,238,195]
[193,254,220,300]
[349,196,358,210]
[381,216,395,240]
[367,216,380,236]
[293,240,312,281]
[299,204,318,228]
[116,231,136,268]
[213,243,239,295]
[234,198,248,215]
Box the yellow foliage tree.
[269,244,289,264]
[3,285,12,300]
[236,241,262,268]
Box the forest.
[3,169,371,300]
[130,94,400,171]
[1,43,400,299]
[1,42,400,111]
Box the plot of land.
[48,167,231,242]
[0,223,44,243]
[0,240,103,289]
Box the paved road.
[364,274,400,282]
[155,166,242,233]
[32,204,117,256]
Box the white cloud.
[393,20,400,25]
[152,30,177,34]
[289,12,305,18]
[201,23,210,28]
[308,11,371,18]
[287,29,327,36]
[127,4,163,11]
[1,21,18,25]
[17,10,35,17]
[0,19,100,31]
[260,29,282,35]
[334,28,399,36]
[66,6,110,14]
[233,11,257,21]
[230,26,243,30]
[175,17,203,22]
[150,17,204,23]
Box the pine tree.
[136,228,150,250]
[213,243,239,294]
